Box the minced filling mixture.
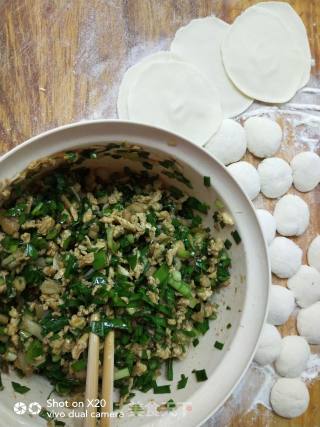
[0,165,233,405]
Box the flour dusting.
[206,350,320,426]
[205,83,320,425]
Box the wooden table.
[0,1,319,426]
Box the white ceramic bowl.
[0,121,269,427]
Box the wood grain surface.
[0,1,319,426]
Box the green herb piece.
[119,234,134,250]
[192,369,208,382]
[31,202,46,217]
[203,176,211,187]
[169,186,184,199]
[166,359,173,381]
[68,282,92,306]
[6,203,26,218]
[0,373,4,391]
[71,359,86,372]
[159,159,175,169]
[22,265,44,285]
[128,403,144,415]
[226,305,231,310]
[231,230,241,245]
[31,236,48,250]
[216,249,231,284]
[196,319,209,335]
[11,381,30,394]
[46,226,60,240]
[191,215,202,227]
[157,304,171,316]
[55,380,77,396]
[90,319,130,337]
[39,408,65,425]
[177,374,188,390]
[1,236,19,253]
[39,408,53,421]
[93,251,107,270]
[146,211,157,227]
[216,266,230,283]
[192,338,199,347]
[64,254,78,278]
[226,323,232,329]
[127,254,138,270]
[41,314,69,335]
[224,239,232,249]
[153,264,169,285]
[176,246,190,259]
[163,170,192,188]
[114,367,130,381]
[168,273,196,306]
[107,228,119,253]
[184,197,209,214]
[26,339,44,363]
[166,399,176,411]
[214,340,224,350]
[153,383,171,394]
[25,243,38,259]
[62,236,72,250]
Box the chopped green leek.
[114,367,130,381]
[11,381,30,394]
[192,369,208,382]
[93,251,107,270]
[166,359,173,381]
[177,374,188,389]
[153,383,171,394]
[214,340,224,350]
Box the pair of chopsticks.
[84,313,114,427]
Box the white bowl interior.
[0,121,269,427]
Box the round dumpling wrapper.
[127,60,222,146]
[221,6,306,103]
[170,16,253,118]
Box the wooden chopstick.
[84,314,100,427]
[101,330,115,427]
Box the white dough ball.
[205,119,247,165]
[245,116,282,158]
[307,235,320,272]
[227,161,260,200]
[290,151,320,192]
[258,157,292,198]
[273,194,310,237]
[297,301,320,344]
[270,378,309,419]
[275,336,310,378]
[267,285,295,325]
[127,60,222,146]
[287,265,320,308]
[254,323,281,366]
[269,237,302,279]
[256,209,276,245]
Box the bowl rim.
[0,120,270,426]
